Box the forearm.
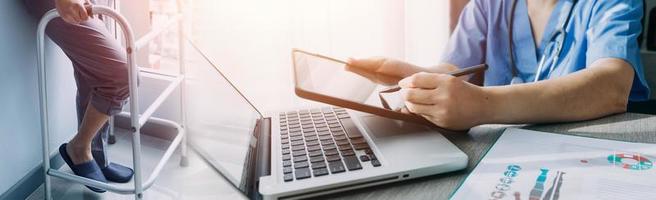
[481,58,634,124]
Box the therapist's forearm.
[481,58,634,124]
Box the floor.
[27,128,248,200]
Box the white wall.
[404,0,451,66]
[0,0,77,195]
[121,0,151,69]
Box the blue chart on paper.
[451,129,656,200]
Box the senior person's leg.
[24,0,133,191]
[75,68,134,183]
[47,16,134,179]
[50,17,132,191]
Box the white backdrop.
[190,0,452,111]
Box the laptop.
[187,47,468,200]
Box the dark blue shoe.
[101,163,134,183]
[59,144,107,193]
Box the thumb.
[84,1,93,19]
[75,3,89,21]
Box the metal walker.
[36,2,188,200]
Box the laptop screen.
[186,41,262,196]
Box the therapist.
[348,0,650,130]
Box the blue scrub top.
[442,0,651,101]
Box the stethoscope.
[509,0,578,84]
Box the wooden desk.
[320,113,656,200]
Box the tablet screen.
[291,49,437,126]
[293,50,383,107]
[292,49,484,131]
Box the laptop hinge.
[249,117,271,200]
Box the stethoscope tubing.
[510,0,578,84]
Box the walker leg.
[108,116,116,144]
[44,169,52,200]
[177,0,189,168]
[131,102,144,200]
[37,14,53,199]
[107,0,118,146]
[43,175,52,200]
[179,135,189,167]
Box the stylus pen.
[385,64,488,91]
[447,64,488,77]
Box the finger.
[346,61,399,86]
[347,57,383,71]
[398,106,411,114]
[84,2,94,19]
[399,72,450,89]
[404,102,434,117]
[77,4,89,21]
[345,64,377,80]
[401,88,436,105]
[374,73,401,86]
[398,106,433,123]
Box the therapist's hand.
[399,72,491,130]
[346,57,425,86]
[55,0,92,24]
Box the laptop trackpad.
[359,115,466,168]
[360,115,429,139]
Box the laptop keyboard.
[278,107,381,182]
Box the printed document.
[451,128,656,200]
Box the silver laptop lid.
[186,40,265,197]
